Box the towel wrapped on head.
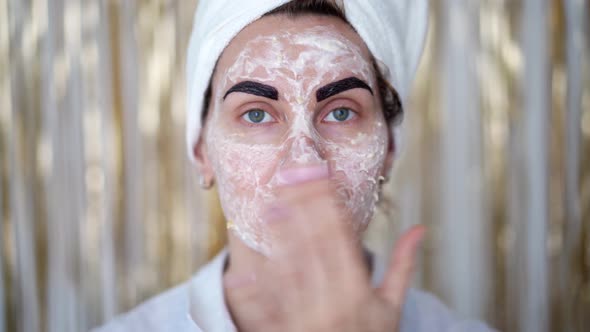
[185,0,429,162]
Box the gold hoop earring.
[375,175,388,203]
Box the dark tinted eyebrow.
[316,77,373,102]
[223,81,279,101]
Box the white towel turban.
[186,0,429,162]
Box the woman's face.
[197,15,393,255]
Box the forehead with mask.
[196,12,396,256]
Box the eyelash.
[322,107,357,123]
[238,104,360,127]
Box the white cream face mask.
[204,25,389,256]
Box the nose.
[281,135,324,167]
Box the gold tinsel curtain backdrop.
[1,1,589,331]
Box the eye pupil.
[247,109,265,123]
[333,108,350,121]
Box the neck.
[223,233,268,275]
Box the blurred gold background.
[1,0,589,331]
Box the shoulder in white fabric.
[89,281,197,332]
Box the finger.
[379,225,426,309]
[280,180,371,309]
[273,178,362,272]
[262,163,331,250]
[265,162,357,256]
[264,165,340,259]
[262,177,367,311]
[262,178,334,260]
[261,179,338,309]
[263,162,372,295]
[263,179,340,277]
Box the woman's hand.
[224,175,425,332]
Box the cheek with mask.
[204,26,389,256]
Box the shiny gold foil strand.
[504,3,527,331]
[579,1,590,328]
[53,0,90,329]
[478,2,515,329]
[66,0,91,329]
[95,0,118,323]
[117,0,145,310]
[563,0,588,330]
[0,0,9,330]
[7,0,42,331]
[438,0,491,321]
[78,0,114,328]
[207,186,228,261]
[518,0,551,331]
[137,0,163,297]
[162,1,201,286]
[166,1,191,285]
[43,0,69,331]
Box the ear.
[382,127,396,175]
[193,136,215,185]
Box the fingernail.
[276,163,329,185]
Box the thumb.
[379,225,426,308]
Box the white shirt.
[92,249,495,332]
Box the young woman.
[94,1,494,331]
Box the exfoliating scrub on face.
[206,25,389,255]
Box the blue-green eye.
[243,109,272,124]
[324,108,355,122]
